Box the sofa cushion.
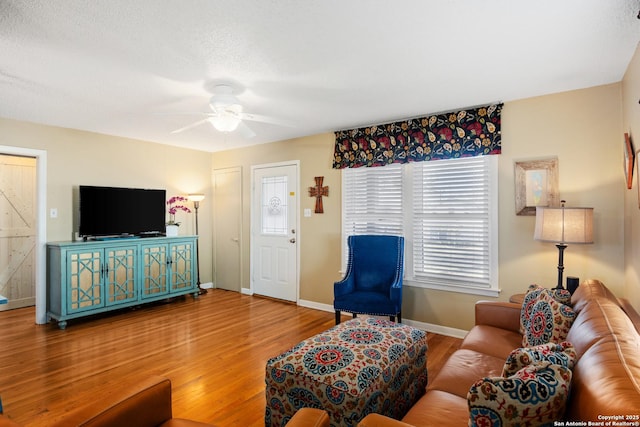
[520,285,571,334]
[502,341,577,377]
[467,361,572,427]
[523,291,576,347]
[427,349,505,398]
[460,325,522,360]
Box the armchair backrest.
[346,235,404,293]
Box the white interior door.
[0,154,36,310]
[251,162,298,302]
[213,167,242,292]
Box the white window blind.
[342,164,403,268]
[341,156,498,296]
[412,157,494,290]
[342,164,404,236]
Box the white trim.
[0,145,47,324]
[402,318,468,339]
[296,299,469,339]
[200,282,214,289]
[404,279,501,298]
[297,298,332,313]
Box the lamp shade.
[188,194,205,202]
[534,206,594,244]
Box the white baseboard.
[200,282,214,289]
[296,299,468,339]
[241,287,252,295]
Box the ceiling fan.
[170,84,284,138]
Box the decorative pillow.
[520,285,571,334]
[502,341,577,377]
[468,361,572,427]
[523,291,576,347]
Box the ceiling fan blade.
[237,121,256,139]
[170,118,209,134]
[239,112,293,127]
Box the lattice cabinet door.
[141,244,169,299]
[169,241,195,292]
[66,248,105,314]
[105,245,138,306]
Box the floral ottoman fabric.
[265,317,428,427]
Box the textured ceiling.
[1,0,639,152]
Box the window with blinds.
[341,156,499,296]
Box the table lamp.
[534,200,593,290]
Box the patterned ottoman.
[265,317,428,427]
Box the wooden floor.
[0,290,461,426]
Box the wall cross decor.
[309,176,329,213]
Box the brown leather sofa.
[352,279,640,426]
[0,376,214,427]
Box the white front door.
[251,162,298,302]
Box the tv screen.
[79,186,166,238]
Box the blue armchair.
[333,235,404,324]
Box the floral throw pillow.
[520,285,571,334]
[523,291,576,347]
[502,341,577,377]
[468,361,572,427]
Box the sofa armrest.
[475,301,521,332]
[618,298,640,334]
[286,408,330,427]
[50,376,174,427]
[358,413,415,427]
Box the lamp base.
[554,243,567,290]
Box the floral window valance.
[332,103,502,169]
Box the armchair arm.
[389,278,403,306]
[286,408,330,427]
[475,301,521,332]
[334,273,356,297]
[359,413,415,427]
[50,376,175,427]
[0,415,21,427]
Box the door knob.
[289,238,296,243]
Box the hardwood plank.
[0,290,461,426]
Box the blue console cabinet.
[47,236,198,329]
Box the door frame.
[0,145,47,324]
[250,160,300,301]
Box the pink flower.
[167,196,191,226]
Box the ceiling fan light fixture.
[208,115,241,132]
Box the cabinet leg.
[58,320,67,330]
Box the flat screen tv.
[79,185,166,238]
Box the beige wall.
[212,133,343,304]
[622,42,640,309]
[212,83,626,331]
[0,118,215,284]
[1,79,631,331]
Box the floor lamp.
[189,194,205,294]
[533,200,594,290]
